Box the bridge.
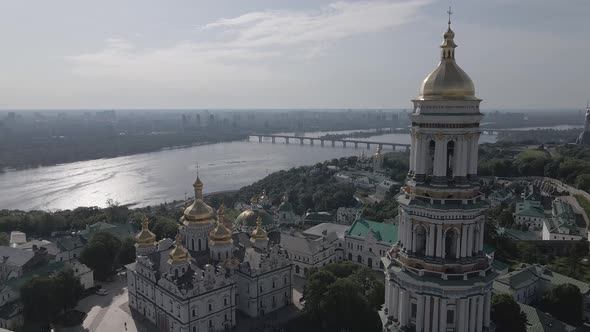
[386,128,511,136]
[249,134,410,151]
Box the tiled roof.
[56,236,85,251]
[494,265,540,290]
[16,240,59,256]
[519,303,576,332]
[534,265,590,294]
[303,223,349,240]
[79,222,136,241]
[346,219,397,245]
[5,261,65,290]
[515,201,545,218]
[0,246,35,267]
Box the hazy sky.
[0,0,588,110]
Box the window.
[209,320,213,328]
[209,303,212,312]
[411,303,417,318]
[272,281,276,289]
[447,310,455,324]
[224,298,228,306]
[192,309,196,317]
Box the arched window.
[446,141,454,177]
[415,225,427,255]
[295,265,300,274]
[191,239,195,251]
[367,257,373,268]
[444,228,458,259]
[428,140,436,176]
[348,253,352,261]
[357,255,362,263]
[198,238,202,251]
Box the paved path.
[58,276,155,332]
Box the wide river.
[0,130,497,211]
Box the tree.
[80,231,122,280]
[542,283,582,326]
[0,232,8,246]
[54,269,84,312]
[576,174,590,192]
[491,294,527,332]
[116,238,136,266]
[302,270,337,318]
[21,276,60,323]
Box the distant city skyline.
[0,0,588,110]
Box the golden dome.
[209,204,233,245]
[374,146,383,159]
[135,215,156,247]
[418,24,478,101]
[182,175,215,224]
[168,233,190,265]
[250,216,268,241]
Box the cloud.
[66,0,429,83]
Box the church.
[126,176,292,332]
[381,13,496,332]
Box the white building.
[8,232,26,247]
[281,223,347,277]
[345,219,397,271]
[541,199,584,241]
[126,177,293,332]
[382,18,495,332]
[487,189,513,207]
[336,207,362,225]
[375,180,399,202]
[514,200,546,230]
[276,195,299,226]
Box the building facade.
[381,17,496,332]
[127,177,293,332]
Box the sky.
[0,0,588,110]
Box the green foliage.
[362,200,398,222]
[0,232,8,246]
[302,262,382,332]
[542,283,582,326]
[21,269,83,324]
[116,238,137,266]
[491,293,527,332]
[575,195,590,220]
[237,164,357,215]
[80,231,122,280]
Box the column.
[415,136,425,176]
[439,298,447,332]
[479,221,485,252]
[410,132,416,173]
[432,297,440,332]
[453,137,462,177]
[399,289,409,327]
[456,299,464,332]
[416,295,424,332]
[455,234,461,259]
[476,295,484,332]
[460,226,468,258]
[424,295,431,332]
[429,224,436,256]
[412,228,417,253]
[392,286,399,320]
[483,293,491,328]
[469,297,477,332]
[436,224,443,258]
[384,281,391,314]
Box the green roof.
[278,201,293,212]
[483,244,496,255]
[492,259,510,272]
[346,219,397,245]
[5,261,65,290]
[515,201,545,218]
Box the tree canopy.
[80,231,130,280]
[300,262,383,332]
[542,283,582,326]
[491,294,527,332]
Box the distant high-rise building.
[381,12,496,332]
[576,101,590,145]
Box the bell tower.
[382,10,496,332]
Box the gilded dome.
[168,233,190,265]
[182,176,215,224]
[250,216,268,241]
[209,204,233,245]
[135,215,156,247]
[234,209,274,229]
[418,26,478,101]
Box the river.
[0,129,498,211]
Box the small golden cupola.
[181,175,215,225]
[168,233,191,265]
[374,145,383,160]
[209,204,233,245]
[250,216,269,248]
[135,215,157,256]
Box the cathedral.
[381,15,496,332]
[126,176,292,332]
